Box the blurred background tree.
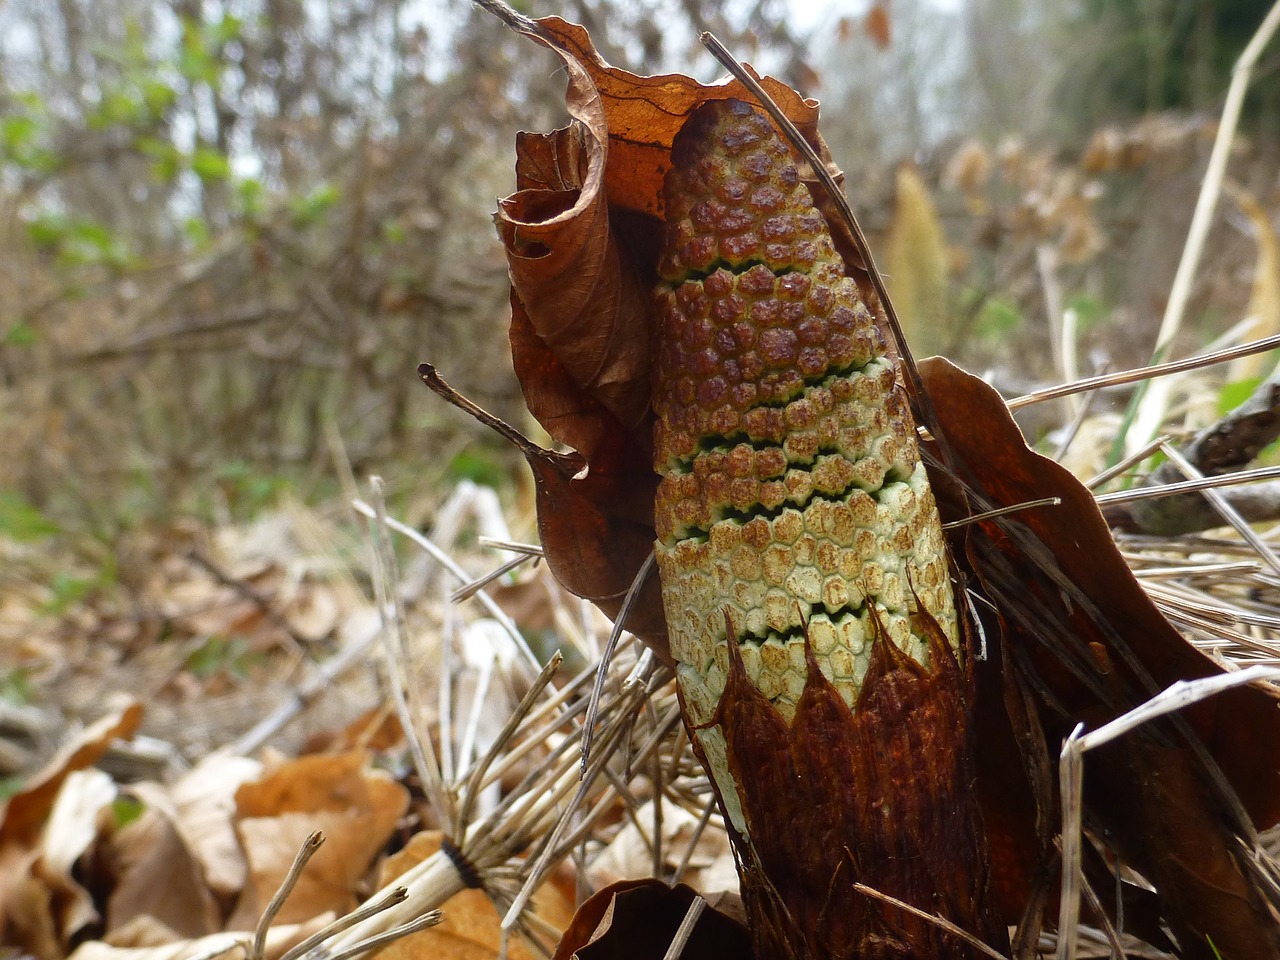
[1062,0,1280,140]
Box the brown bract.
[709,613,1001,960]
[922,357,1280,959]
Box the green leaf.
[380,219,407,245]
[186,635,257,679]
[140,78,178,117]
[138,136,183,182]
[40,573,94,616]
[1218,377,1262,416]
[289,184,341,227]
[447,448,508,489]
[1065,293,1107,332]
[89,88,146,130]
[235,177,265,217]
[0,491,60,541]
[183,216,212,248]
[976,298,1022,343]
[112,796,144,828]
[0,668,33,706]
[210,14,245,45]
[26,212,69,249]
[1,115,39,154]
[191,147,231,182]
[3,323,37,347]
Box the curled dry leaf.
[0,698,143,954]
[2,769,117,960]
[0,698,143,851]
[425,16,847,663]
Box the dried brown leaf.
[921,356,1280,955]
[229,752,408,927]
[107,783,221,940]
[2,769,118,960]
[67,914,332,960]
[168,754,260,899]
[0,698,143,850]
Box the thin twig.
[186,549,310,650]
[1085,436,1170,491]
[1052,377,1103,463]
[322,910,444,960]
[1158,443,1280,581]
[1057,665,1280,960]
[252,832,324,960]
[351,498,542,674]
[582,552,655,775]
[1131,1,1280,450]
[450,554,540,603]
[943,497,1062,530]
[455,651,564,839]
[671,797,718,885]
[277,888,409,960]
[849,883,1010,960]
[1008,332,1280,411]
[232,620,382,755]
[478,537,544,557]
[1094,465,1280,506]
[366,478,449,827]
[660,897,707,960]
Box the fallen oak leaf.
[106,782,222,941]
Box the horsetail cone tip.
[652,98,960,730]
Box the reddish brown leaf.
[921,356,1280,955]
[230,751,407,926]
